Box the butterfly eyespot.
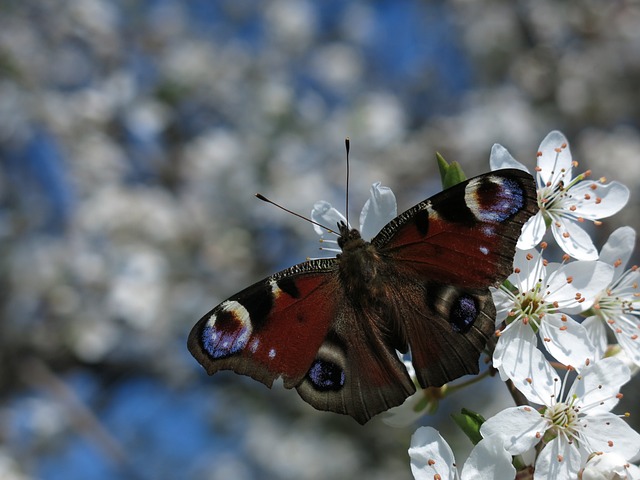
[449,294,479,333]
[202,301,252,359]
[307,359,346,391]
[466,176,525,223]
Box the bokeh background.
[2,1,640,479]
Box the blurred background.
[1,1,640,479]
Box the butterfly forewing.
[372,169,537,288]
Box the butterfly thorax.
[336,222,385,302]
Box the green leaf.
[451,408,485,445]
[436,152,467,189]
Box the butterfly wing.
[188,258,415,424]
[188,259,340,389]
[371,169,538,388]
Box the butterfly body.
[188,169,538,424]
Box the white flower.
[492,248,614,376]
[583,227,640,367]
[311,181,397,242]
[409,426,515,480]
[581,452,640,480]
[490,130,630,260]
[481,352,640,480]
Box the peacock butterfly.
[188,168,538,424]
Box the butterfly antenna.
[345,137,350,228]
[255,193,337,235]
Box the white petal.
[550,218,599,260]
[382,390,425,428]
[491,287,513,325]
[534,436,583,480]
[360,182,397,241]
[570,356,630,414]
[489,144,530,172]
[536,131,573,187]
[546,261,614,313]
[480,406,547,455]
[582,315,608,361]
[409,427,457,480]
[613,314,640,367]
[511,248,547,293]
[582,452,640,480]
[311,200,347,235]
[539,313,596,369]
[516,213,547,250]
[599,226,636,274]
[460,435,516,480]
[492,321,537,382]
[497,336,558,405]
[567,181,630,219]
[581,413,640,461]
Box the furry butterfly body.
[188,169,538,424]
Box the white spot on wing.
[465,177,489,221]
[269,278,282,298]
[480,246,489,255]
[269,348,276,359]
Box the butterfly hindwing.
[296,303,415,424]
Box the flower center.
[546,400,579,440]
[508,286,550,330]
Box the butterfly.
[188,169,538,424]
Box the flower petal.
[480,406,547,455]
[581,315,608,361]
[612,314,640,367]
[582,452,640,480]
[311,200,347,235]
[516,213,547,250]
[539,313,595,368]
[546,261,614,313]
[567,180,630,220]
[496,335,558,405]
[383,390,425,428]
[570,356,630,414]
[359,182,397,241]
[409,427,457,480]
[550,218,599,260]
[599,226,636,274]
[510,248,547,293]
[491,287,513,325]
[460,435,516,480]
[534,435,583,480]
[489,144,530,172]
[580,413,640,461]
[536,131,573,187]
[492,320,537,382]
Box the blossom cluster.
[414,131,639,479]
[315,131,640,479]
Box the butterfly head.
[336,221,364,252]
